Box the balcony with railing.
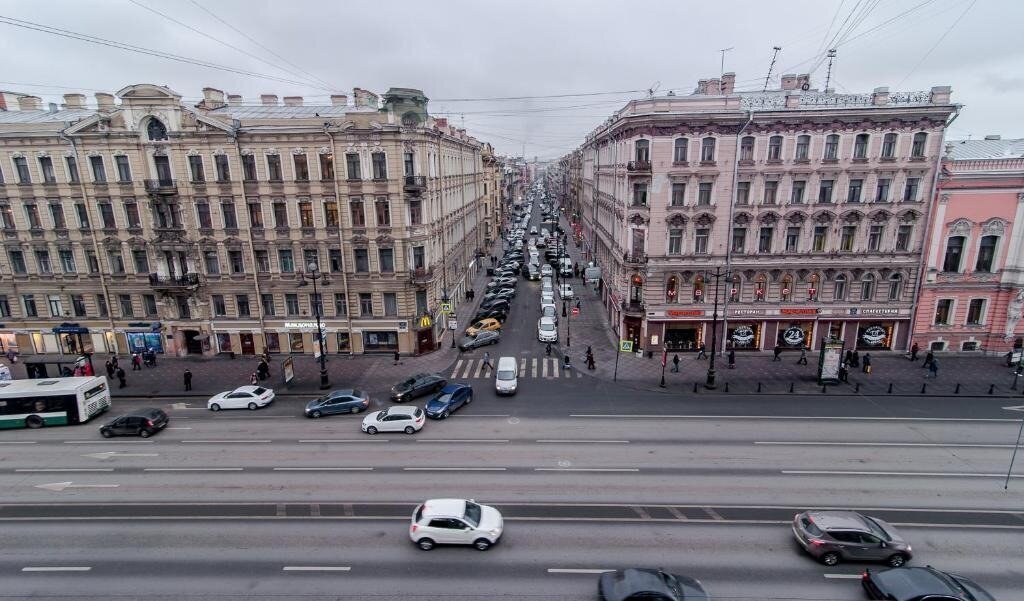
[410,266,434,285]
[621,300,646,315]
[144,179,178,195]
[627,160,651,173]
[623,252,648,266]
[404,175,427,193]
[148,272,201,289]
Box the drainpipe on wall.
[719,110,755,355]
[325,125,356,355]
[232,132,269,354]
[907,105,961,353]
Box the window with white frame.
[966,298,985,325]
[673,138,688,163]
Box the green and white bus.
[0,377,111,430]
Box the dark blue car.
[304,389,370,418]
[424,384,473,419]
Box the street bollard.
[725,382,729,392]
[789,382,794,393]
[955,382,961,394]
[855,382,860,392]
[888,383,893,394]
[921,383,927,394]
[988,384,995,395]
[693,381,698,393]
[822,384,827,394]
[757,382,762,393]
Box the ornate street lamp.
[299,262,330,390]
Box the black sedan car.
[483,288,515,301]
[389,373,447,402]
[862,566,995,601]
[599,569,709,601]
[304,389,370,418]
[99,408,169,438]
[473,307,509,323]
[479,298,511,312]
[458,330,500,351]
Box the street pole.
[303,263,330,390]
[659,348,666,388]
[613,342,621,382]
[704,267,729,390]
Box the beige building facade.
[0,84,492,359]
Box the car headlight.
[487,528,501,537]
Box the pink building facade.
[913,138,1024,354]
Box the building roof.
[207,104,375,119]
[0,108,96,124]
[948,138,1024,160]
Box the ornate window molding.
[947,218,973,235]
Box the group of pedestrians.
[104,355,127,389]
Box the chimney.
[62,93,86,109]
[871,86,890,106]
[201,87,225,108]
[283,96,303,107]
[48,102,59,113]
[721,72,736,94]
[706,78,722,95]
[17,95,42,111]
[695,79,709,95]
[227,94,243,106]
[796,74,811,90]
[330,94,348,107]
[780,74,798,91]
[260,94,278,106]
[929,85,952,104]
[435,117,448,129]
[353,88,371,107]
[95,93,115,111]
[784,91,801,109]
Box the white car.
[542,304,559,325]
[540,264,553,277]
[410,498,504,551]
[362,405,425,435]
[530,226,538,235]
[207,385,275,411]
[495,356,518,395]
[540,297,556,314]
[537,317,558,343]
[558,283,575,299]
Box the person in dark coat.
[727,349,736,369]
[110,355,119,372]
[909,342,919,362]
[257,360,269,380]
[850,350,860,368]
[671,354,680,372]
[696,343,708,360]
[184,368,193,391]
[773,345,782,361]
[845,350,854,367]
[393,350,401,366]
[105,360,114,379]
[862,353,872,373]
[797,348,808,365]
[116,367,126,389]
[923,350,934,368]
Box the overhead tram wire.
[0,15,334,92]
[896,0,977,87]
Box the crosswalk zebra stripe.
[473,360,486,378]
[541,359,548,378]
[519,358,527,377]
[531,358,538,378]
[549,357,559,378]
[450,359,463,379]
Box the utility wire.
[896,0,976,87]
[433,89,646,102]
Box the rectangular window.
[346,153,361,180]
[867,225,883,251]
[812,226,827,252]
[35,250,52,274]
[47,294,62,317]
[212,294,227,317]
[976,235,998,271]
[0,295,10,318]
[670,183,686,206]
[375,197,391,226]
[9,250,27,274]
[59,249,76,273]
[293,154,309,181]
[847,179,863,203]
[204,250,220,274]
[875,178,891,203]
[196,203,212,229]
[329,249,343,273]
[74,204,90,228]
[96,294,107,317]
[632,183,647,206]
[0,205,13,230]
[115,156,132,182]
[255,250,270,273]
[261,293,276,316]
[818,180,833,203]
[221,201,238,228]
[694,228,709,254]
[242,155,257,181]
[143,294,157,317]
[86,250,99,273]
[767,136,782,161]
[359,293,373,316]
[790,180,806,204]
[266,155,282,181]
[763,181,778,205]
[404,152,415,176]
[278,249,294,273]
[66,156,80,183]
[736,181,750,205]
[228,250,244,274]
[72,294,87,317]
[823,135,839,160]
[911,132,927,158]
[132,249,149,273]
[882,133,897,158]
[697,183,712,206]
[350,197,365,226]
[299,200,314,228]
[840,226,856,251]
[25,204,41,229]
[334,293,348,316]
[354,248,369,272]
[108,250,125,274]
[49,204,66,229]
[99,202,116,229]
[943,237,965,272]
[236,294,251,317]
[119,294,134,317]
[895,225,912,251]
[668,229,682,254]
[14,157,31,183]
[23,294,38,317]
[89,156,106,183]
[188,155,205,182]
[320,153,335,180]
[272,202,288,228]
[124,202,141,228]
[903,177,920,202]
[303,249,319,272]
[39,156,56,183]
[785,227,800,252]
[731,227,746,253]
[383,292,398,316]
[853,134,869,159]
[934,299,953,325]
[379,248,395,272]
[285,293,300,316]
[244,202,261,228]
[966,299,985,325]
[371,152,387,180]
[701,138,715,162]
[673,140,688,163]
[324,199,339,227]
[215,154,230,182]
[795,136,810,160]
[740,137,754,161]
[409,199,422,225]
[309,293,323,317]
[758,227,773,253]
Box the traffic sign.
[619,340,633,353]
[448,318,458,330]
[571,307,579,316]
[440,302,453,313]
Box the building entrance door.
[240,334,255,355]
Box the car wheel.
[820,552,840,566]
[139,429,151,438]
[366,426,378,435]
[473,538,491,551]
[210,403,221,412]
[248,402,258,411]
[404,426,416,434]
[887,553,908,568]
[100,429,112,438]
[310,411,322,419]
[417,538,435,551]
[466,394,473,404]
[25,415,44,429]
[441,410,450,419]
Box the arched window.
[976,235,998,272]
[807,274,819,301]
[861,273,876,301]
[795,135,811,160]
[854,134,869,159]
[824,134,840,160]
[911,132,927,158]
[693,274,705,303]
[754,275,766,302]
[666,276,679,303]
[730,274,742,302]
[888,274,902,301]
[147,118,168,141]
[943,236,965,272]
[634,139,650,162]
[780,276,792,301]
[833,274,847,301]
[740,136,755,161]
[701,137,716,162]
[767,136,783,161]
[673,138,688,163]
[882,133,898,158]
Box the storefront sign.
[731,309,765,316]
[729,325,758,347]
[52,323,89,334]
[282,357,295,384]
[780,308,819,316]
[858,323,892,348]
[818,338,844,384]
[285,321,321,329]
[126,332,164,354]
[849,308,901,316]
[666,310,705,317]
[781,326,807,347]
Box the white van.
[495,356,518,395]
[558,257,573,276]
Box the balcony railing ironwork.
[627,160,651,173]
[144,179,177,195]
[148,272,201,288]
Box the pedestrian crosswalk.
[449,357,584,380]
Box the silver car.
[792,510,912,567]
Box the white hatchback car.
[558,283,575,299]
[540,264,553,277]
[410,498,504,551]
[537,316,558,343]
[540,292,555,311]
[207,385,275,411]
[361,405,425,435]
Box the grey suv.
[792,510,912,567]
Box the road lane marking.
[703,507,724,521]
[403,467,507,471]
[455,414,511,418]
[757,441,1016,448]
[144,468,244,472]
[16,468,114,473]
[22,567,91,572]
[782,470,1021,478]
[299,439,388,443]
[273,467,373,471]
[632,506,651,520]
[519,358,526,377]
[63,440,153,444]
[535,440,629,444]
[534,468,640,472]
[167,427,192,430]
[667,507,688,520]
[180,440,272,443]
[824,574,863,579]
[283,566,351,572]
[415,439,510,443]
[531,358,538,378]
[83,452,159,459]
[571,414,1018,422]
[547,568,612,574]
[0,441,36,444]
[473,360,485,378]
[35,482,119,491]
[550,358,560,379]
[450,359,463,379]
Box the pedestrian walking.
[727,349,736,369]
[116,367,126,389]
[797,348,808,365]
[257,359,269,380]
[250,372,259,386]
[909,342,919,362]
[845,350,854,367]
[671,354,680,372]
[5,348,16,363]
[184,368,193,391]
[145,348,157,367]
[696,344,708,360]
[110,355,119,372]
[545,342,552,356]
[862,353,872,374]
[105,359,114,379]
[586,354,595,370]
[927,358,939,379]
[131,353,141,371]
[393,350,400,366]
[839,361,849,383]
[482,351,492,373]
[923,351,934,369]
[773,345,782,362]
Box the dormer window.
[147,119,168,141]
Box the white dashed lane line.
[22,567,91,572]
[282,566,351,572]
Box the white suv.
[409,498,504,551]
[537,316,558,343]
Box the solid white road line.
[299,439,388,443]
[15,468,114,473]
[0,441,36,444]
[571,414,1018,422]
[535,440,630,444]
[534,468,640,472]
[757,441,1016,448]
[180,440,271,443]
[167,427,192,430]
[63,440,153,444]
[550,358,560,379]
[22,567,91,572]
[824,574,863,580]
[416,439,510,443]
[282,566,351,572]
[273,467,373,471]
[531,358,538,378]
[547,568,612,574]
[473,360,486,379]
[143,468,243,472]
[519,358,527,377]
[403,467,507,471]
[782,470,1021,478]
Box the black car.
[389,373,447,402]
[599,569,709,601]
[99,408,169,438]
[474,308,509,323]
[479,298,511,312]
[304,389,370,418]
[484,288,515,301]
[862,566,995,601]
[458,330,500,351]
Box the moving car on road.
[99,408,168,438]
[537,316,558,342]
[495,356,518,395]
[793,510,912,567]
[207,385,275,411]
[304,389,369,418]
[424,383,473,419]
[409,498,503,551]
[598,568,709,601]
[390,373,446,402]
[458,330,500,351]
[361,405,425,435]
[862,566,995,601]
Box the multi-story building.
[572,73,956,354]
[913,137,1024,354]
[0,84,488,358]
[480,143,505,246]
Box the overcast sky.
[1,0,1020,160]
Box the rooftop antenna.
[763,46,782,92]
[647,81,661,97]
[719,47,734,79]
[824,48,837,91]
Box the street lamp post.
[300,263,330,390]
[703,267,730,390]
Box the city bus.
[0,377,111,430]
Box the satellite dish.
[801,83,811,91]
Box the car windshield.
[950,574,996,601]
[862,516,892,541]
[352,389,365,398]
[540,323,554,331]
[252,387,267,395]
[463,501,482,527]
[376,408,389,418]
[801,515,823,536]
[433,393,453,405]
[497,370,516,380]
